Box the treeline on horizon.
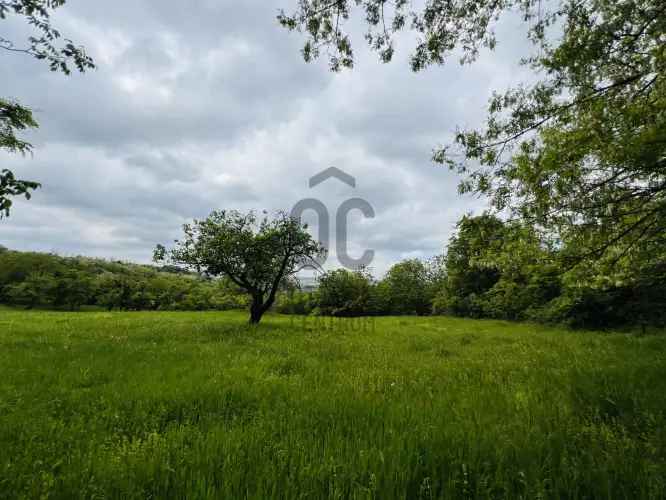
[2,210,665,330]
[0,245,247,312]
[280,212,666,330]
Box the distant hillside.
[0,248,247,311]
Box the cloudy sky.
[1,0,533,276]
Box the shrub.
[317,269,372,317]
[274,291,317,315]
[382,259,434,315]
[5,272,57,309]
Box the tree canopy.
[1,0,94,218]
[317,268,373,316]
[382,259,439,315]
[279,0,665,269]
[156,210,325,324]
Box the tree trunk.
[248,288,279,325]
[249,308,263,324]
[249,295,265,325]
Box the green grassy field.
[0,310,665,499]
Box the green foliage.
[278,0,518,71]
[382,259,438,315]
[0,98,37,154]
[437,214,504,317]
[276,259,445,318]
[534,249,666,329]
[1,1,94,217]
[157,210,325,324]
[274,290,317,315]
[53,270,93,310]
[3,235,659,328]
[0,249,247,312]
[270,211,663,328]
[0,0,95,74]
[0,310,665,497]
[448,0,666,267]
[317,268,372,317]
[434,213,666,329]
[367,278,391,315]
[94,273,136,311]
[0,99,40,217]
[281,0,666,273]
[4,271,56,308]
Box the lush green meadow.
[0,310,665,499]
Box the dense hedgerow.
[276,214,666,329]
[4,209,665,329]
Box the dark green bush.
[317,269,372,317]
[274,291,317,315]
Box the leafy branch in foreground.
[278,0,539,71]
[0,0,94,74]
[444,0,666,268]
[0,98,39,218]
[155,210,326,324]
[280,0,666,268]
[1,0,94,217]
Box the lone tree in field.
[155,210,325,324]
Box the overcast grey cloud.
[1,0,533,275]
